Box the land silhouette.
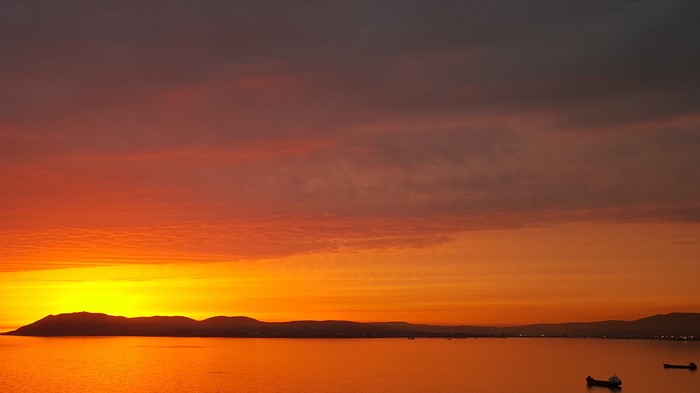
[3,312,700,339]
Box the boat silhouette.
[586,374,622,388]
[663,362,697,370]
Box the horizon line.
[4,310,696,332]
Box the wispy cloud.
[1,1,699,272]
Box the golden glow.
[2,0,700,337]
[2,221,699,331]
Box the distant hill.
[1,312,440,338]
[3,312,699,339]
[498,313,700,338]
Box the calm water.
[1,336,699,392]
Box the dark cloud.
[2,1,697,130]
[1,1,699,267]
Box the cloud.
[0,216,456,271]
[1,1,699,270]
[3,1,698,131]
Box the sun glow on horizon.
[2,0,700,339]
[2,222,700,330]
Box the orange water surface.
[1,337,699,392]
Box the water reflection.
[0,337,698,393]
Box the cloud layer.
[2,1,699,269]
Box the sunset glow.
[2,1,699,330]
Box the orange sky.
[1,1,700,330]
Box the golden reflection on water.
[1,337,699,393]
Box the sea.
[1,336,698,392]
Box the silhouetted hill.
[1,313,419,338]
[3,312,699,339]
[4,313,200,336]
[497,312,700,338]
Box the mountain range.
[3,312,699,339]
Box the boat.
[586,374,622,388]
[663,362,697,370]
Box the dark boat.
[586,374,622,388]
[663,362,697,370]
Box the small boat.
[586,374,622,388]
[663,362,697,370]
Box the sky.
[1,0,700,330]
